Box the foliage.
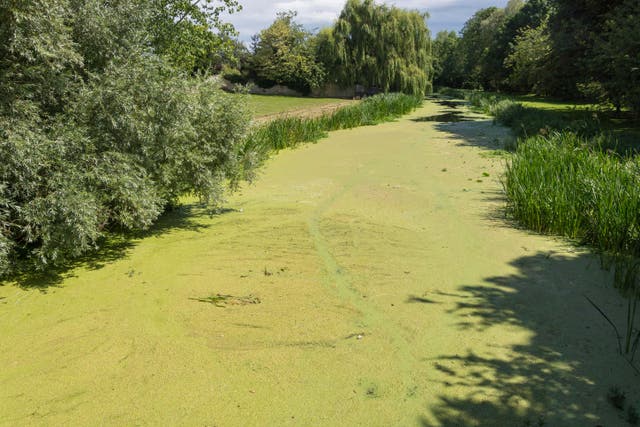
[545,0,622,98]
[0,1,254,276]
[149,0,242,72]
[317,0,433,96]
[432,31,465,89]
[505,19,552,92]
[458,6,508,89]
[69,0,150,73]
[483,0,551,91]
[590,0,640,115]
[73,55,253,204]
[443,0,554,92]
[250,11,325,94]
[0,0,81,115]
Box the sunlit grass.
[248,95,350,117]
[504,132,640,248]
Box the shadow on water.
[419,251,640,426]
[426,97,469,110]
[1,203,230,291]
[417,97,515,150]
[412,112,474,123]
[433,118,515,151]
[406,295,439,304]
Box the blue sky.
[223,0,511,43]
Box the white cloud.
[222,0,510,42]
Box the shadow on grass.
[1,203,229,291]
[433,100,640,155]
[420,252,640,426]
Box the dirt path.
[1,100,638,426]
[252,99,356,124]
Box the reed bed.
[505,132,640,257]
[246,93,423,156]
[455,89,640,356]
[505,132,640,355]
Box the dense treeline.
[434,0,640,115]
[225,0,433,96]
[0,0,255,275]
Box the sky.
[223,0,511,43]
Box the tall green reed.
[245,93,423,155]
[505,132,640,359]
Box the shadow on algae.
[1,204,232,291]
[418,251,639,427]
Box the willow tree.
[317,0,433,96]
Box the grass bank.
[248,95,350,117]
[247,93,423,155]
[467,92,603,140]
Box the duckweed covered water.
[0,101,638,426]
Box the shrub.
[73,55,252,204]
[0,0,258,277]
[0,55,254,275]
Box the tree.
[432,31,465,88]
[458,7,506,89]
[149,0,242,72]
[546,0,625,98]
[317,0,433,96]
[0,0,256,275]
[505,19,552,92]
[590,0,640,115]
[0,0,82,115]
[249,11,325,94]
[479,0,525,90]
[455,0,550,91]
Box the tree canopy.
[316,0,433,96]
[441,0,639,116]
[249,11,325,94]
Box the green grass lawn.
[512,94,598,111]
[517,96,640,148]
[248,95,350,117]
[474,92,640,149]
